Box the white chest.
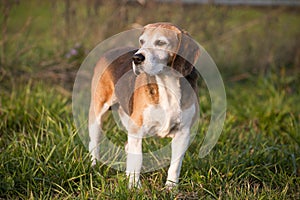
[117,70,196,138]
[141,74,182,138]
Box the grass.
[0,0,300,199]
[0,71,299,199]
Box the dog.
[88,22,200,188]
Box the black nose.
[132,53,145,65]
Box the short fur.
[89,22,200,189]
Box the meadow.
[1,1,299,199]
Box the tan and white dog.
[88,22,200,188]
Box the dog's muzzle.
[132,53,145,75]
[132,53,145,65]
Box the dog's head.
[132,22,200,76]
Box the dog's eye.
[139,39,145,45]
[155,40,167,46]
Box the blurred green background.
[1,0,299,87]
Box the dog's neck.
[133,69,182,106]
[134,73,160,105]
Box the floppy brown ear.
[172,30,200,76]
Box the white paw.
[165,180,178,190]
[127,172,141,189]
[91,158,97,167]
[128,180,141,189]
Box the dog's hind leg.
[88,101,110,166]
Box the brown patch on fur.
[90,47,137,125]
[172,31,200,77]
[130,73,159,127]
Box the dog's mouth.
[133,63,167,76]
[132,64,142,76]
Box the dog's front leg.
[166,128,190,189]
[126,134,142,189]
